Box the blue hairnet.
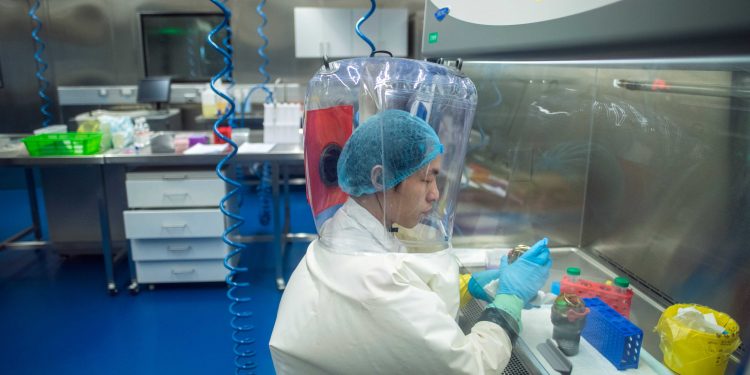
[338,109,444,197]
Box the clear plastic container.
[232,128,250,145]
[33,124,68,135]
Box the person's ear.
[370,165,384,191]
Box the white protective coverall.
[270,198,513,374]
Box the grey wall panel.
[40,165,127,247]
[46,0,118,85]
[0,0,423,133]
[0,0,56,133]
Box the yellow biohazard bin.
[655,304,741,375]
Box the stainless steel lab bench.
[0,134,306,295]
[456,246,674,374]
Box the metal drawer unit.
[135,260,231,284]
[123,170,228,292]
[126,170,225,208]
[130,238,228,261]
[123,209,224,239]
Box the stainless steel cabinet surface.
[455,57,750,353]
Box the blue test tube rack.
[581,297,643,370]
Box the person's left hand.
[468,269,501,303]
[498,238,553,305]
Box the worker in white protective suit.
[270,109,552,374]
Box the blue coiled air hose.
[355,0,377,56]
[239,0,274,227]
[207,1,256,373]
[28,0,53,127]
[255,0,272,95]
[240,0,274,127]
[221,18,247,210]
[257,162,272,226]
[223,22,237,128]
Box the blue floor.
[0,169,314,374]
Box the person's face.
[387,156,442,228]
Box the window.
[140,12,228,82]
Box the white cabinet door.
[350,8,380,57]
[126,171,225,209]
[123,209,224,239]
[321,8,353,58]
[135,259,229,283]
[294,8,326,58]
[130,238,228,261]
[350,9,408,57]
[295,7,406,58]
[375,9,408,57]
[295,8,352,58]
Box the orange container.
[213,125,232,144]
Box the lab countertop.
[0,153,105,166]
[104,143,303,166]
[0,133,303,167]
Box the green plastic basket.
[22,132,102,156]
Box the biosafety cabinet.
[422,1,750,373]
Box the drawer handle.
[167,245,192,252]
[161,224,188,229]
[163,193,189,201]
[162,175,188,180]
[171,268,196,275]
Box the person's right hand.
[497,238,552,304]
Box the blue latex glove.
[498,238,552,305]
[467,269,501,303]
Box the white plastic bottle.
[201,83,225,118]
[133,117,151,148]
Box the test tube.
[614,277,630,293]
[566,267,581,283]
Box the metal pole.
[97,165,117,295]
[272,161,284,290]
[25,167,43,240]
